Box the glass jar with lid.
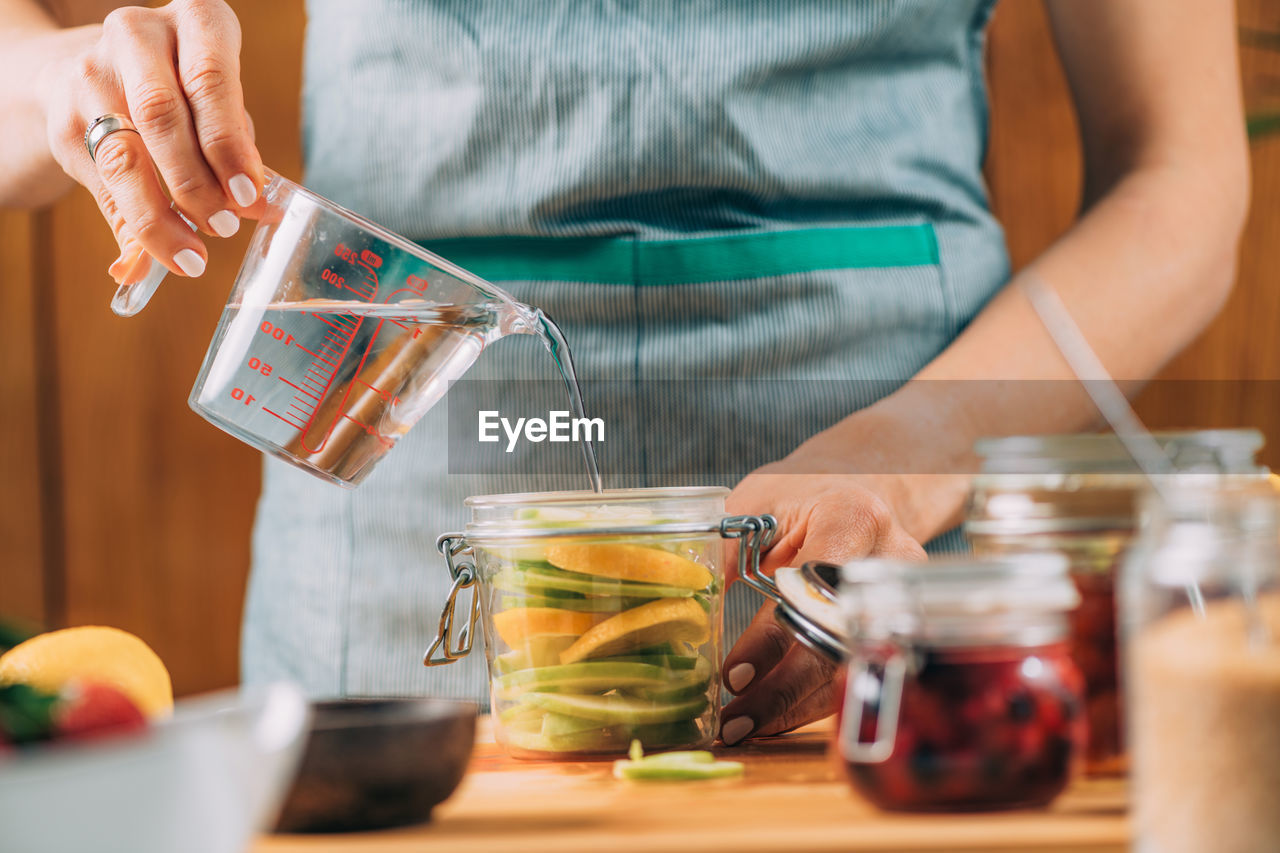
[965,429,1265,775]
[837,554,1086,811]
[1124,480,1280,853]
[423,487,774,758]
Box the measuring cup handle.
[111,252,169,317]
[109,206,200,317]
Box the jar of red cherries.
[838,554,1087,812]
[965,430,1265,776]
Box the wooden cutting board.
[253,721,1128,853]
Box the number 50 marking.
[247,357,272,376]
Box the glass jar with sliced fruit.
[424,488,774,758]
[838,554,1087,812]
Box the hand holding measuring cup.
[38,0,263,312]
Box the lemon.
[491,608,607,648]
[560,598,710,664]
[545,543,712,590]
[0,626,173,717]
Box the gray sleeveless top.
[243,0,1008,701]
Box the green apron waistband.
[421,223,938,285]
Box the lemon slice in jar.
[559,598,710,664]
[491,608,607,648]
[545,544,712,591]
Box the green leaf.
[1248,113,1280,140]
[0,621,36,654]
[0,683,58,743]
[1240,27,1280,53]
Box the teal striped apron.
[243,0,1007,702]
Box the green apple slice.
[493,661,671,701]
[523,692,708,726]
[625,656,713,703]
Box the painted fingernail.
[173,248,206,277]
[727,662,755,694]
[208,209,240,238]
[108,254,127,284]
[228,173,258,208]
[721,716,754,747]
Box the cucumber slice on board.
[493,661,671,701]
[613,760,745,781]
[613,741,744,781]
[524,692,709,726]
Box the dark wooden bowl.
[272,698,477,834]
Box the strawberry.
[53,681,148,743]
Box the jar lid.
[840,554,1079,646]
[463,487,729,540]
[1137,480,1280,589]
[974,429,1264,476]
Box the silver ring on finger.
[83,113,140,164]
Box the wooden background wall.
[1,1,1277,697]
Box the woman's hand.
[718,469,926,745]
[716,401,973,746]
[37,0,262,278]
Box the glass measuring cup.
[184,171,542,486]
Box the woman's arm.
[0,0,262,279]
[0,0,104,206]
[721,0,1250,743]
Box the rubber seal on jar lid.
[773,565,848,661]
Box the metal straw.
[1019,272,1207,617]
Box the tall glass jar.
[838,555,1086,811]
[423,487,774,758]
[1123,481,1280,853]
[965,430,1264,775]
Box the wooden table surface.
[254,721,1129,853]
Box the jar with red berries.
[838,554,1086,812]
[964,430,1264,776]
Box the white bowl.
[0,682,310,853]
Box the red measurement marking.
[300,319,395,454]
[292,342,335,366]
[279,314,364,442]
[343,413,394,449]
[264,407,307,430]
[355,378,395,403]
[280,377,320,401]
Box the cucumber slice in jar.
[624,657,713,703]
[523,692,709,726]
[493,661,672,701]
[493,567,697,600]
[503,719,706,754]
[499,595,651,612]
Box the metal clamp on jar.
[965,429,1265,776]
[423,487,775,758]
